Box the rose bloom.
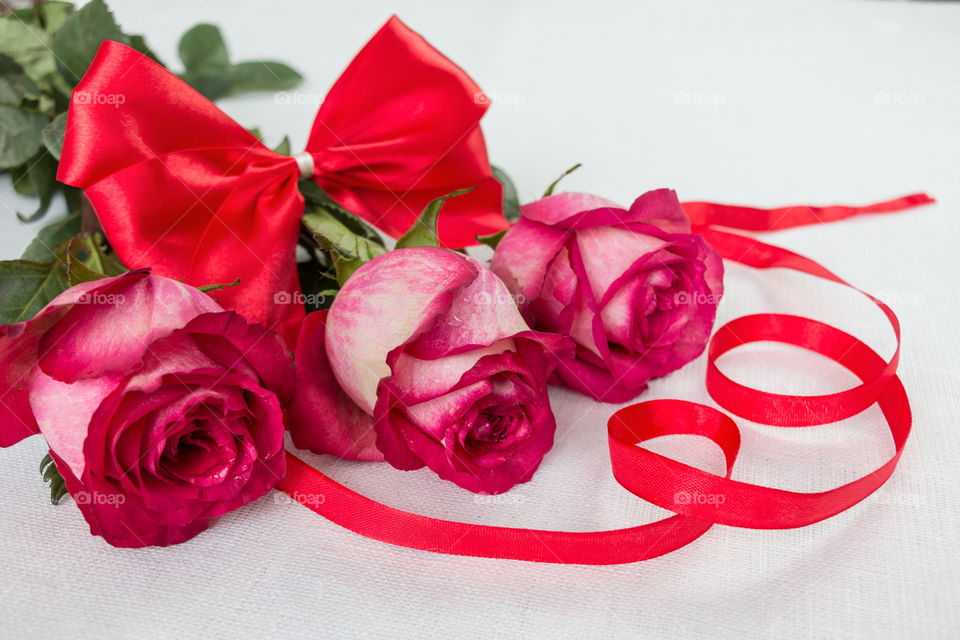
[490,189,723,403]
[0,272,293,547]
[288,247,572,494]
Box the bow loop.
[305,16,504,246]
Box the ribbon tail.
[683,193,935,231]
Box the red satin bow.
[57,17,506,347]
[277,193,932,564]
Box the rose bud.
[490,189,723,403]
[0,272,293,547]
[288,247,572,494]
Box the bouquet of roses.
[0,6,931,562]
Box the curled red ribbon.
[57,17,506,347]
[277,193,930,564]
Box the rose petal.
[325,247,477,412]
[625,189,691,233]
[490,217,569,302]
[288,310,383,461]
[519,192,623,226]
[402,263,530,359]
[38,272,221,383]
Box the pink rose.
[288,247,571,494]
[490,189,723,402]
[0,272,293,547]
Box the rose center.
[636,270,686,342]
[159,412,238,482]
[468,412,517,445]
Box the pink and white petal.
[574,226,669,301]
[403,262,530,360]
[624,189,692,233]
[490,217,568,301]
[0,276,128,446]
[519,192,623,226]
[30,369,124,477]
[326,247,476,413]
[599,276,645,346]
[389,339,515,405]
[403,379,491,439]
[288,311,383,461]
[38,273,221,384]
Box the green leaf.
[21,212,82,262]
[0,53,40,105]
[296,262,337,313]
[303,209,386,260]
[272,135,291,156]
[178,70,233,101]
[0,259,69,324]
[0,17,66,96]
[63,185,83,215]
[175,24,302,100]
[39,453,68,505]
[127,34,163,66]
[299,181,385,245]
[72,232,127,278]
[327,245,377,286]
[41,111,67,160]
[8,8,35,22]
[66,242,108,286]
[37,2,75,33]
[0,105,47,169]
[228,61,302,92]
[303,208,387,286]
[476,229,507,250]
[178,23,230,73]
[543,163,582,197]
[11,163,35,196]
[49,0,128,86]
[15,149,57,222]
[396,187,475,250]
[492,165,521,223]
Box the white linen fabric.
[0,0,957,637]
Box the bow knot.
[291,151,316,180]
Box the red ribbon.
[57,17,506,348]
[275,193,932,564]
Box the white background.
[1,1,958,638]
